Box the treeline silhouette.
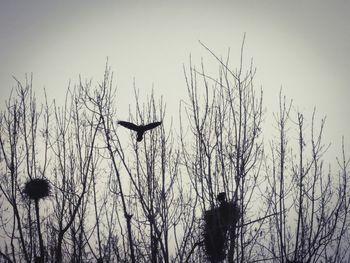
[0,43,349,263]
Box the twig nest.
[204,208,227,262]
[203,201,240,262]
[23,178,51,200]
[219,201,240,227]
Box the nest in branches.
[286,259,303,263]
[23,178,51,200]
[203,201,239,263]
[34,256,44,263]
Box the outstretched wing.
[143,121,162,131]
[118,121,140,132]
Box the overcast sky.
[1,0,349,157]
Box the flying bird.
[118,121,162,142]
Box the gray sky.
[1,0,349,157]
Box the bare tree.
[264,92,350,263]
[84,69,194,262]
[180,39,266,262]
[0,76,51,262]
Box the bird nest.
[23,178,51,200]
[203,201,239,262]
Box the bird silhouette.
[118,121,162,142]
[217,192,227,204]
